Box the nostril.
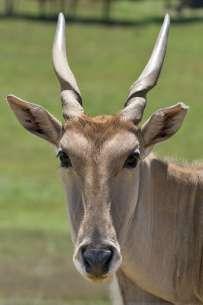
[83,248,98,268]
[99,249,113,267]
[82,247,114,276]
[82,248,94,269]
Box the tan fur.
[58,114,203,305]
[7,93,203,304]
[63,114,138,143]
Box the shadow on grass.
[0,12,203,27]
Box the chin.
[85,273,113,283]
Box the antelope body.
[7,13,203,305]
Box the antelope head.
[7,13,188,281]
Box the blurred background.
[0,0,203,304]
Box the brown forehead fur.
[62,115,203,179]
[63,114,138,145]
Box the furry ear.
[141,103,188,155]
[7,95,62,146]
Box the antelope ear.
[141,103,188,156]
[7,95,62,146]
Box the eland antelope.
[6,13,203,305]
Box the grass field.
[1,0,203,304]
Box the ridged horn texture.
[53,13,84,119]
[124,14,170,124]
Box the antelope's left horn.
[53,13,84,119]
[122,15,170,124]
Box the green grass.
[0,0,203,304]
[0,300,108,305]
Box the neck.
[118,154,200,300]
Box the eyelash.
[56,149,140,169]
[124,150,140,169]
[57,150,72,168]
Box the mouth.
[80,266,117,283]
[86,273,110,282]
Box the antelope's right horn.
[53,13,84,119]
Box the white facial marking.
[100,132,139,163]
[60,130,90,158]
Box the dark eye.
[57,150,72,168]
[124,150,140,169]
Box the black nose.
[82,247,113,277]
